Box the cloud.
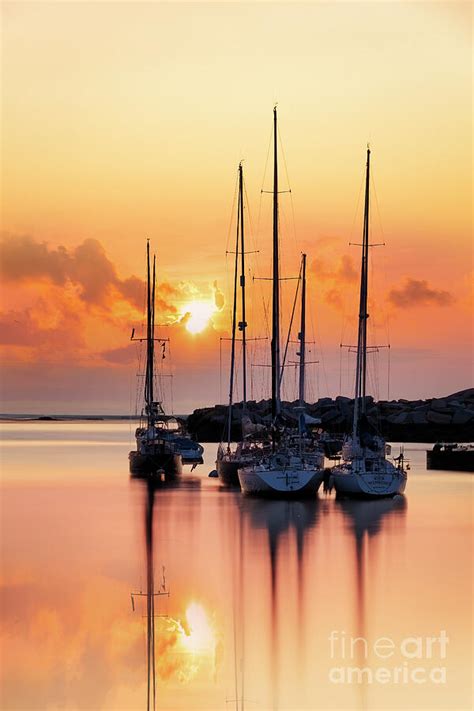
[388,279,454,308]
[0,234,183,326]
[338,254,358,282]
[0,234,227,389]
[0,234,70,284]
[100,344,136,365]
[0,306,83,349]
[311,254,358,283]
[212,280,225,310]
[0,234,148,311]
[114,275,144,310]
[324,288,344,310]
[69,239,119,305]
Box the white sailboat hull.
[238,465,323,498]
[332,461,407,498]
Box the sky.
[0,1,472,414]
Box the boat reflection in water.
[130,474,202,711]
[336,495,408,629]
[335,495,407,709]
[229,494,408,711]
[236,496,321,710]
[130,479,168,711]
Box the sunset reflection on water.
[0,423,472,710]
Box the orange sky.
[0,1,472,413]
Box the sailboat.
[238,107,324,497]
[331,148,407,498]
[217,162,261,486]
[129,242,183,476]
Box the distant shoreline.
[0,415,137,422]
[0,414,189,422]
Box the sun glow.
[182,300,216,334]
[180,603,214,653]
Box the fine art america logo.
[328,630,449,685]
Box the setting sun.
[180,603,215,654]
[182,301,217,335]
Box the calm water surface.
[1,422,472,710]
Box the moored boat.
[158,417,204,464]
[129,242,183,477]
[331,433,407,497]
[331,148,407,498]
[238,107,324,498]
[427,442,474,472]
[239,453,323,497]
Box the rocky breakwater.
[186,388,474,443]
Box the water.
[1,422,472,710]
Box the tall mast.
[271,106,281,421]
[352,147,371,441]
[226,168,241,446]
[151,255,156,408]
[297,253,307,444]
[145,241,153,417]
[238,162,248,408]
[226,162,248,446]
[298,253,307,409]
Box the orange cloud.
[324,288,344,310]
[0,235,198,363]
[311,253,358,283]
[388,278,454,308]
[212,280,225,310]
[0,234,177,316]
[0,307,83,348]
[100,344,137,365]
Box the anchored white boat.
[238,107,324,498]
[332,436,407,496]
[239,452,323,497]
[331,148,407,498]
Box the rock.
[185,389,474,442]
[318,403,338,413]
[447,388,474,402]
[317,397,333,406]
[391,412,412,425]
[426,410,452,425]
[321,408,342,423]
[412,411,428,425]
[452,409,474,425]
[387,413,403,424]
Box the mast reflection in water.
[337,495,407,633]
[236,496,321,710]
[335,495,407,709]
[131,480,169,711]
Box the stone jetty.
[186,388,474,443]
